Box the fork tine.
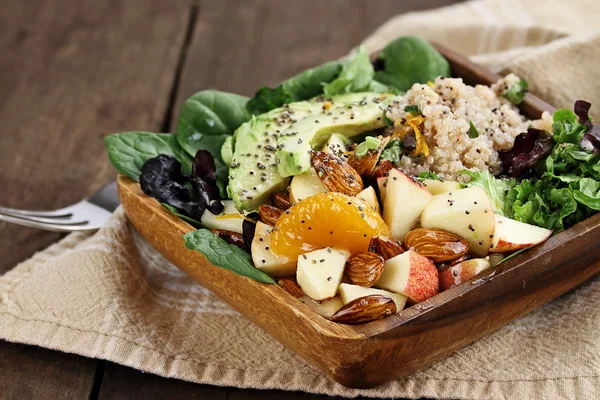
[0,213,100,232]
[0,205,73,218]
[0,210,88,225]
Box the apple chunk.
[338,283,408,312]
[420,187,495,257]
[201,200,244,234]
[357,186,380,213]
[377,176,388,203]
[299,296,344,319]
[375,250,438,303]
[422,179,464,195]
[252,222,296,277]
[296,248,349,301]
[383,169,432,241]
[439,258,491,291]
[289,167,327,203]
[490,215,552,252]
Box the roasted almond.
[278,278,304,297]
[347,137,390,179]
[330,295,396,324]
[272,192,292,210]
[375,159,394,178]
[405,228,470,263]
[211,229,248,251]
[345,252,385,287]
[258,204,283,226]
[311,151,364,196]
[368,235,404,260]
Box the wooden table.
[0,1,461,398]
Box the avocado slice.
[277,93,400,177]
[228,101,323,210]
[322,133,352,156]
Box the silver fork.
[0,181,119,232]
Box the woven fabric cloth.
[1,1,599,398]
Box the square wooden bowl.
[117,44,600,389]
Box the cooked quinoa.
[385,74,552,179]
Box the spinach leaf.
[175,90,251,197]
[104,132,192,181]
[183,229,275,284]
[323,47,374,96]
[247,61,342,115]
[161,203,203,228]
[468,121,479,138]
[417,171,441,181]
[374,36,451,92]
[503,79,528,105]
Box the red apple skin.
[439,259,491,291]
[404,252,439,303]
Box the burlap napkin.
[1,0,599,398]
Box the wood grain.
[117,44,600,388]
[0,0,190,398]
[0,342,96,400]
[0,0,189,272]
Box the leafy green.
[503,79,528,105]
[367,80,404,94]
[104,132,192,181]
[161,203,203,228]
[355,136,381,158]
[506,107,600,232]
[374,36,451,92]
[552,109,587,144]
[183,229,275,284]
[323,47,374,96]
[417,171,441,181]
[246,61,342,115]
[497,245,535,265]
[460,170,516,216]
[468,121,479,138]
[175,90,251,196]
[380,138,402,164]
[404,105,421,114]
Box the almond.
[404,228,470,263]
[375,160,394,178]
[311,151,364,196]
[345,252,385,287]
[368,235,404,260]
[272,192,291,210]
[278,278,304,297]
[330,294,396,324]
[211,229,248,251]
[258,204,283,226]
[348,137,390,178]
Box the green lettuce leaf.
[380,138,402,165]
[460,170,516,216]
[183,229,275,284]
[246,61,342,115]
[323,47,374,96]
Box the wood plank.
[97,363,228,400]
[0,0,189,272]
[0,342,97,400]
[0,0,190,399]
[171,0,465,128]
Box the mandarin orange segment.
[270,192,391,259]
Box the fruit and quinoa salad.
[105,37,600,325]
